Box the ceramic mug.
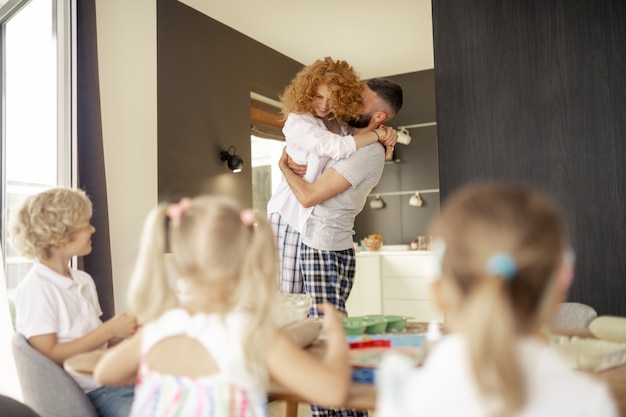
[409,192,424,207]
[397,127,412,145]
[370,196,385,210]
[417,235,430,250]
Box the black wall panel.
[433,0,625,315]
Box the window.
[0,0,73,399]
[251,135,285,214]
[0,0,74,291]
[250,93,284,214]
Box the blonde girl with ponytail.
[377,183,618,417]
[94,195,350,417]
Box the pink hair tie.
[240,208,255,226]
[166,197,192,220]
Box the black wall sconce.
[219,146,244,173]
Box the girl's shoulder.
[140,309,253,361]
[145,308,251,336]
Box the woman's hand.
[379,126,398,148]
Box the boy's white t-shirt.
[266,112,356,233]
[377,334,619,417]
[15,262,104,391]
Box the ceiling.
[177,0,434,80]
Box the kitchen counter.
[356,244,433,256]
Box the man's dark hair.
[367,78,403,117]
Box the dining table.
[63,323,626,417]
[264,330,626,417]
[550,328,626,417]
[63,339,376,417]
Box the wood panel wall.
[432,0,625,315]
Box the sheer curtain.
[0,242,21,399]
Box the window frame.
[0,0,76,290]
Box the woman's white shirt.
[266,112,355,233]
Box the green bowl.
[384,315,409,332]
[343,318,367,335]
[362,316,388,334]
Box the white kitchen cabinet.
[346,253,382,317]
[381,253,444,322]
[347,248,444,322]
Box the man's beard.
[347,112,372,129]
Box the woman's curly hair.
[280,56,363,123]
[10,188,92,260]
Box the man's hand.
[287,157,307,178]
[279,147,307,177]
[278,147,351,208]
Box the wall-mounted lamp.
[409,192,424,207]
[370,195,386,210]
[219,146,244,173]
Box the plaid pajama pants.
[269,212,304,294]
[300,244,367,417]
[300,244,356,317]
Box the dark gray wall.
[354,70,440,245]
[157,0,302,204]
[432,0,625,315]
[157,0,441,246]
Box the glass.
[251,135,285,215]
[417,235,430,250]
[1,0,71,290]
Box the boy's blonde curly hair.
[10,188,92,261]
[280,56,363,123]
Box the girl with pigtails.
[377,183,618,417]
[94,195,351,417]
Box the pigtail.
[461,276,526,417]
[127,203,179,324]
[233,210,279,389]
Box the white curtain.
[0,242,22,400]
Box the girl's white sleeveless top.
[130,308,267,417]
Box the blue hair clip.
[487,252,517,281]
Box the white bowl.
[277,293,312,327]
